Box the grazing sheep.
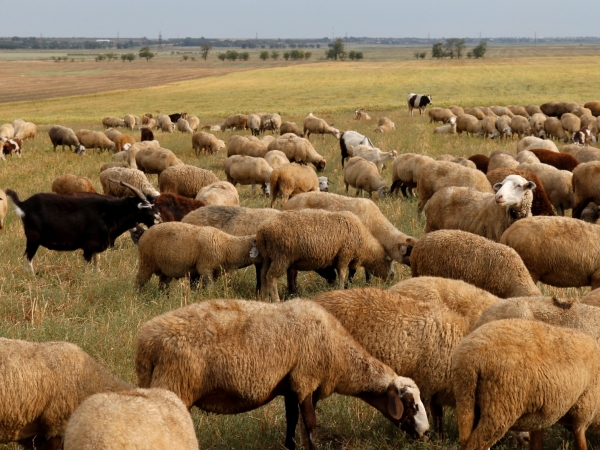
[192,131,224,155]
[374,117,395,133]
[0,189,7,230]
[544,117,568,142]
[195,181,239,206]
[479,116,498,139]
[529,148,579,171]
[136,222,259,288]
[572,162,600,218]
[468,154,490,173]
[572,106,592,117]
[11,119,24,135]
[487,153,519,172]
[260,113,282,134]
[176,118,194,133]
[48,126,85,153]
[489,106,514,118]
[101,116,125,129]
[0,338,131,449]
[104,129,135,152]
[517,162,574,216]
[0,124,14,141]
[269,163,320,207]
[75,130,116,152]
[528,113,547,138]
[514,150,540,164]
[351,145,397,171]
[185,115,199,132]
[476,106,497,117]
[495,115,513,140]
[132,147,183,175]
[500,216,600,289]
[159,116,174,133]
[157,164,219,198]
[433,116,457,134]
[463,107,485,120]
[263,149,290,169]
[524,104,543,116]
[390,153,435,198]
[224,155,273,195]
[354,109,371,120]
[100,167,159,199]
[267,134,326,171]
[14,122,36,141]
[510,115,531,139]
[279,121,303,137]
[339,130,374,167]
[428,107,456,124]
[540,101,570,117]
[246,113,262,136]
[99,162,127,172]
[517,135,559,152]
[1,138,22,160]
[561,112,582,137]
[255,209,394,301]
[507,105,530,118]
[573,125,593,146]
[182,205,279,235]
[51,175,96,195]
[486,168,554,216]
[441,156,476,169]
[455,114,482,136]
[560,143,584,158]
[220,113,248,131]
[303,113,341,140]
[411,230,541,298]
[283,191,416,265]
[122,114,135,130]
[135,299,429,450]
[226,135,269,157]
[63,388,199,450]
[344,157,390,199]
[584,101,600,116]
[140,127,154,142]
[425,175,535,241]
[454,319,600,450]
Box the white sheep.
[0,189,8,230]
[267,134,326,171]
[224,155,273,195]
[158,164,219,198]
[176,118,194,133]
[75,129,116,152]
[344,156,390,198]
[13,122,36,141]
[339,130,374,167]
[123,114,136,130]
[517,135,559,153]
[247,113,262,136]
[195,181,239,206]
[351,145,398,172]
[192,131,225,155]
[433,116,457,134]
[132,146,183,175]
[263,149,290,169]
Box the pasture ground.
[0,45,598,449]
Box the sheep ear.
[387,385,404,420]
[399,244,408,255]
[493,182,503,192]
[525,181,537,190]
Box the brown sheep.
[507,105,530,118]
[489,106,514,118]
[448,105,465,116]
[463,107,485,120]
[51,175,96,195]
[279,121,303,137]
[584,101,600,117]
[428,107,455,124]
[510,115,531,139]
[544,117,568,141]
[561,112,582,137]
[468,154,490,173]
[572,162,600,218]
[529,148,579,171]
[267,134,326,171]
[192,132,224,155]
[269,163,319,207]
[486,168,555,216]
[140,127,154,142]
[220,114,248,131]
[158,165,219,198]
[456,114,482,136]
[524,104,543,116]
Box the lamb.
[561,112,582,137]
[279,121,303,137]
[573,125,593,146]
[479,116,498,138]
[489,106,514,117]
[267,134,326,171]
[75,129,116,152]
[495,115,513,140]
[1,138,22,160]
[136,222,260,288]
[468,154,490,173]
[195,181,239,206]
[517,135,559,152]
[544,116,569,142]
[100,167,159,199]
[220,113,248,131]
[463,107,485,120]
[351,145,398,171]
[0,338,131,449]
[14,122,36,141]
[101,116,125,129]
[283,191,416,265]
[524,104,543,116]
[302,113,341,140]
[486,168,554,216]
[263,149,290,169]
[157,164,219,198]
[51,174,96,195]
[63,388,199,450]
[192,131,225,155]
[354,109,371,120]
[226,135,269,157]
[390,153,435,198]
[0,189,7,230]
[339,130,374,167]
[269,163,320,207]
[453,319,600,450]
[455,114,482,136]
[517,162,574,216]
[132,147,183,175]
[135,299,428,450]
[344,157,390,199]
[260,113,282,133]
[507,105,530,118]
[254,209,394,301]
[529,148,579,171]
[428,107,455,124]
[176,118,194,133]
[433,116,457,134]
[514,150,540,164]
[510,115,531,139]
[528,112,547,138]
[224,155,273,195]
[246,113,262,136]
[487,153,519,171]
[411,229,541,298]
[424,175,535,242]
[500,216,600,289]
[48,126,85,153]
[373,117,395,134]
[415,160,493,217]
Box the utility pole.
[535,32,537,47]
[158,31,163,51]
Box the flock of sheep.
[3,99,600,450]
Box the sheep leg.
[260,256,271,300]
[556,204,564,216]
[299,395,318,450]
[337,265,348,290]
[345,182,349,194]
[287,268,299,296]
[158,275,171,290]
[572,199,592,219]
[254,262,262,292]
[572,427,588,450]
[189,273,200,289]
[355,188,360,197]
[266,258,286,302]
[529,430,543,450]
[284,392,300,450]
[431,398,444,439]
[461,415,514,450]
[251,184,256,195]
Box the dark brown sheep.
[141,128,154,142]
[486,168,555,216]
[530,148,579,172]
[468,154,490,174]
[153,193,205,222]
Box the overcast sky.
[4,0,600,40]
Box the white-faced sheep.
[269,163,320,207]
[102,116,125,129]
[195,181,239,206]
[500,216,600,289]
[132,147,183,175]
[267,134,326,171]
[495,115,513,140]
[390,153,435,198]
[51,175,96,195]
[351,145,398,171]
[263,149,290,169]
[220,113,248,131]
[75,130,116,152]
[456,114,482,136]
[0,338,131,449]
[424,174,535,242]
[374,117,395,133]
[63,388,199,450]
[344,157,390,199]
[433,116,457,134]
[339,130,374,167]
[510,115,531,139]
[158,164,219,198]
[411,229,541,298]
[255,209,394,301]
[354,109,371,120]
[279,121,303,137]
[176,118,194,133]
[283,191,416,265]
[544,117,569,142]
[428,107,456,124]
[528,113,547,138]
[48,126,85,153]
[479,116,499,139]
[224,155,273,195]
[14,122,36,141]
[100,167,159,199]
[452,319,600,450]
[517,162,574,216]
[192,131,224,155]
[135,299,428,450]
[0,189,7,230]
[303,113,341,140]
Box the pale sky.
[4,0,600,40]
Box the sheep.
[495,115,513,140]
[0,338,132,449]
[150,193,205,223]
[374,116,395,133]
[500,216,600,289]
[192,131,224,155]
[101,116,125,129]
[75,129,116,152]
[351,145,397,172]
[263,149,290,169]
[156,165,218,199]
[279,121,303,137]
[571,161,600,218]
[135,299,429,450]
[0,189,7,230]
[575,147,600,164]
[528,112,547,138]
[411,229,541,298]
[247,113,262,136]
[452,319,600,450]
[584,101,600,116]
[507,105,530,118]
[100,162,128,172]
[561,112,582,138]
[140,127,154,142]
[185,115,199,132]
[123,114,136,130]
[158,115,174,133]
[489,106,514,118]
[344,157,390,199]
[14,122,36,141]
[529,147,579,171]
[182,205,280,234]
[433,116,457,134]
[468,154,490,173]
[354,109,371,120]
[224,155,273,195]
[517,162,574,216]
[267,134,326,171]
[456,114,482,136]
[580,202,600,224]
[424,174,535,242]
[514,150,540,164]
[51,174,96,195]
[436,155,475,168]
[104,128,135,152]
[220,113,248,131]
[195,181,239,206]
[11,119,24,135]
[524,104,543,116]
[510,115,531,139]
[0,123,14,141]
[176,118,194,133]
[476,106,497,117]
[269,163,320,207]
[573,106,592,118]
[48,126,85,153]
[303,113,341,140]
[1,138,22,160]
[283,191,416,265]
[463,107,485,120]
[226,135,269,157]
[312,287,495,438]
[255,209,394,301]
[540,101,570,117]
[487,153,519,171]
[544,116,568,141]
[133,147,183,175]
[63,388,199,450]
[428,107,455,124]
[486,168,554,216]
[476,116,497,139]
[415,160,493,217]
[260,113,282,133]
[517,135,559,152]
[339,130,374,167]
[390,153,435,198]
[136,222,260,288]
[100,167,159,199]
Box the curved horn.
[108,179,149,203]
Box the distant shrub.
[271,51,279,60]
[260,51,269,61]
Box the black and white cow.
[407,93,432,116]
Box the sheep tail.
[339,134,348,167]
[134,351,154,389]
[269,173,280,208]
[454,365,479,446]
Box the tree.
[121,53,135,62]
[472,41,487,59]
[431,42,444,59]
[325,38,345,60]
[139,46,155,62]
[283,52,290,60]
[105,52,117,62]
[240,52,250,61]
[270,50,279,60]
[304,51,312,60]
[419,52,426,59]
[218,53,226,61]
[181,55,189,61]
[355,51,364,60]
[95,54,105,62]
[260,51,269,61]
[414,51,420,60]
[200,44,212,61]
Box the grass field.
[0,45,599,449]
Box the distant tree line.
[323,39,364,61]
[430,39,487,59]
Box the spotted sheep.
[407,93,432,116]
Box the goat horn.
[108,179,149,203]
